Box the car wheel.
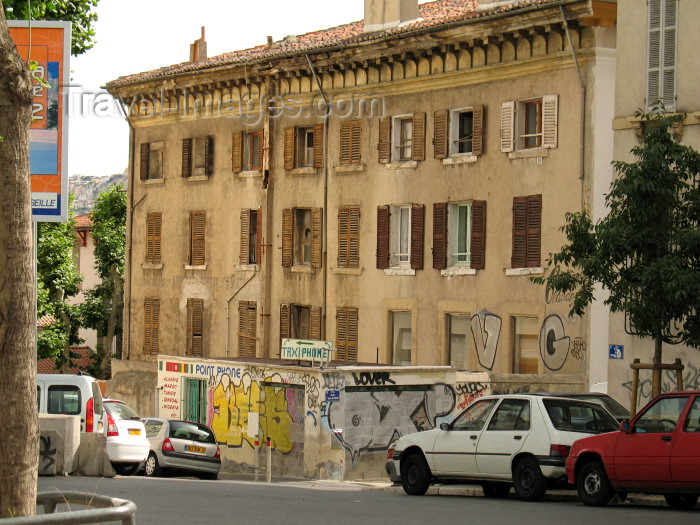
[144,452,162,477]
[400,454,431,496]
[112,462,140,476]
[513,457,547,501]
[576,461,614,507]
[482,483,510,498]
[664,494,699,509]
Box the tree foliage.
[533,108,700,362]
[3,0,99,55]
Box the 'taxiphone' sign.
[8,21,71,222]
[281,339,334,362]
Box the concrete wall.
[107,358,158,417]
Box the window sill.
[186,174,209,182]
[334,267,363,275]
[142,263,163,270]
[236,264,259,272]
[290,167,318,176]
[184,264,208,270]
[335,164,365,174]
[238,170,262,178]
[290,265,315,274]
[442,154,478,166]
[383,267,416,276]
[508,148,550,160]
[386,160,418,170]
[144,178,165,185]
[505,267,544,276]
[441,267,476,277]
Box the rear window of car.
[543,399,618,434]
[144,421,164,437]
[168,421,216,443]
[104,401,140,420]
[47,386,81,415]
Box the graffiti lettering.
[471,311,501,370]
[322,373,347,390]
[351,371,395,386]
[622,363,700,409]
[39,434,57,474]
[571,338,586,360]
[540,314,570,371]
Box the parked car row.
[386,391,700,509]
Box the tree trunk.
[652,335,663,399]
[100,265,123,377]
[0,4,39,518]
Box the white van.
[37,373,105,433]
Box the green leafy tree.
[3,0,99,55]
[533,108,700,397]
[81,183,126,378]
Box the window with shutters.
[281,207,322,269]
[182,136,212,178]
[188,211,206,267]
[647,0,677,111]
[240,209,262,266]
[376,204,424,273]
[433,201,486,273]
[186,298,204,357]
[285,125,324,170]
[339,120,362,165]
[238,301,257,357]
[378,113,426,165]
[435,107,484,162]
[140,142,164,181]
[280,304,322,340]
[144,297,160,355]
[391,311,412,365]
[511,195,542,269]
[232,130,263,173]
[500,96,557,153]
[338,206,360,268]
[336,307,358,362]
[145,212,162,265]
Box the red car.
[566,391,700,509]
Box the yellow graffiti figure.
[259,383,294,454]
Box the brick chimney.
[190,27,207,63]
[363,0,419,33]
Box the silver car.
[140,418,221,480]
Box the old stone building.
[106,0,618,479]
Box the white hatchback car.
[103,399,150,475]
[386,394,618,501]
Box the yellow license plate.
[128,429,141,435]
[186,445,206,454]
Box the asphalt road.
[36,476,697,525]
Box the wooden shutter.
[182,138,192,177]
[500,101,515,153]
[232,131,242,173]
[311,207,323,269]
[647,0,677,110]
[410,204,425,270]
[338,206,360,268]
[378,116,391,164]
[144,297,160,355]
[542,95,558,149]
[472,105,484,156]
[280,303,290,341]
[336,307,358,362]
[376,206,390,269]
[526,194,542,267]
[470,200,486,270]
[238,301,257,357]
[204,135,213,174]
[411,112,426,161]
[255,209,263,264]
[432,203,448,270]
[433,110,449,159]
[512,197,528,268]
[257,129,264,171]
[310,306,322,340]
[189,211,206,265]
[240,209,250,264]
[284,127,296,170]
[187,298,204,357]
[140,143,150,180]
[282,208,293,267]
[340,120,361,165]
[146,212,162,264]
[313,123,324,168]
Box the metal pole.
[266,436,272,483]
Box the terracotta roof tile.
[37,315,57,328]
[37,346,97,374]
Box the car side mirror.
[440,422,451,431]
[619,419,630,433]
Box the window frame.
[376,204,424,271]
[240,208,262,265]
[280,303,322,341]
[500,95,557,152]
[281,207,322,269]
[140,142,164,181]
[433,201,486,271]
[391,310,412,366]
[182,136,212,178]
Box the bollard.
[254,438,260,482]
[266,436,272,483]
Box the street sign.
[325,390,341,402]
[281,339,334,362]
[609,344,624,359]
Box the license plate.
[186,445,206,454]
[128,429,141,435]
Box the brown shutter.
[432,203,448,270]
[189,211,206,266]
[240,209,250,265]
[232,131,242,173]
[472,105,484,156]
[471,200,487,269]
[313,123,324,168]
[350,121,361,165]
[526,194,542,267]
[187,298,204,357]
[146,212,162,264]
[376,206,390,269]
[338,206,360,268]
[410,204,425,270]
[378,116,391,164]
[284,127,296,170]
[238,301,257,357]
[310,306,322,340]
[144,297,160,354]
[411,112,426,161]
[336,307,358,362]
[433,110,449,159]
[512,197,528,268]
[255,209,263,264]
[140,143,150,180]
[311,207,323,269]
[182,138,192,177]
[204,135,213,174]
[341,120,361,165]
[282,208,293,267]
[280,304,290,341]
[257,129,264,171]
[338,207,349,268]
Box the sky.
[67,0,365,177]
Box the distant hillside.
[70,171,128,215]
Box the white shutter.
[542,94,558,149]
[647,0,677,111]
[500,101,515,152]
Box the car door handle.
[470,435,478,440]
[662,435,672,442]
[514,435,522,440]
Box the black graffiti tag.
[352,371,396,386]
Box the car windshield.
[543,398,618,434]
[450,398,499,431]
[168,421,216,443]
[104,401,140,420]
[581,395,629,419]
